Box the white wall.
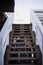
[42,34,43,65]
[31,10,43,65]
[0,13,14,65]
[30,10,43,53]
[14,0,43,24]
[0,36,2,65]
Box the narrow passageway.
[4,24,42,65]
[2,0,42,65]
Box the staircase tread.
[9,51,36,53]
[8,63,37,65]
[8,57,38,60]
[4,24,41,65]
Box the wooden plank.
[9,51,36,54]
[8,57,38,60]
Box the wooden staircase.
[4,24,42,65]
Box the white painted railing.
[0,13,14,65]
[30,9,43,65]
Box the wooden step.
[10,46,34,49]
[8,64,37,65]
[8,57,38,60]
[4,24,41,65]
[12,24,32,31]
[9,51,36,54]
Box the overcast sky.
[14,0,43,24]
